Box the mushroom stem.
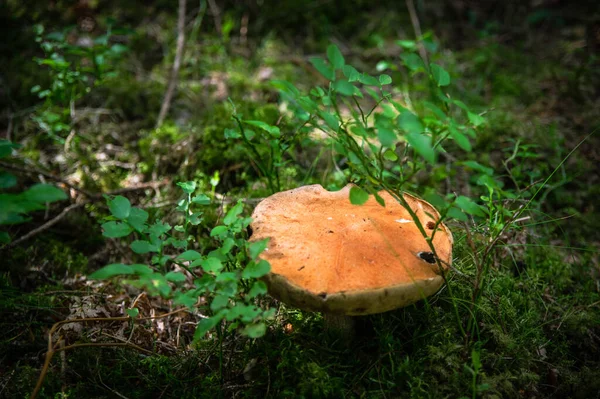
[323,313,356,341]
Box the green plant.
[89,181,274,340]
[30,23,129,142]
[0,139,68,244]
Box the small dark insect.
[417,251,436,264]
[297,266,305,271]
[426,221,435,230]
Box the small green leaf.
[405,132,435,164]
[383,149,398,161]
[102,221,133,238]
[224,128,241,139]
[332,79,355,96]
[200,257,223,273]
[243,120,281,138]
[430,63,450,86]
[374,192,386,207]
[462,161,494,176]
[242,322,267,338]
[309,57,335,81]
[126,308,139,318]
[242,259,271,279]
[130,240,159,254]
[210,294,230,311]
[401,53,424,71]
[149,221,171,236]
[379,74,392,85]
[107,196,131,219]
[165,271,186,282]
[0,231,10,244]
[377,128,396,147]
[455,196,485,217]
[449,125,472,152]
[127,208,148,231]
[193,312,226,341]
[23,184,67,203]
[89,263,135,279]
[398,112,423,134]
[130,264,154,276]
[191,194,211,205]
[468,112,485,127]
[326,44,345,69]
[223,201,244,225]
[178,250,202,261]
[248,281,268,299]
[210,225,228,237]
[0,171,17,189]
[447,207,468,222]
[349,186,369,205]
[220,237,236,255]
[248,238,269,260]
[343,65,360,81]
[320,112,339,131]
[358,73,380,86]
[177,181,197,194]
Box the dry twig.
[156,0,187,128]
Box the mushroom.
[249,184,453,338]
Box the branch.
[156,0,187,128]
[405,0,429,68]
[4,202,86,249]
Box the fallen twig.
[156,0,187,128]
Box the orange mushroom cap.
[250,184,453,315]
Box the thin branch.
[4,202,86,249]
[156,0,187,128]
[405,0,429,68]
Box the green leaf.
[210,294,230,311]
[398,111,423,134]
[126,308,139,318]
[193,312,226,341]
[191,194,211,205]
[320,112,339,131]
[149,221,171,237]
[224,127,241,139]
[242,259,271,279]
[326,44,345,69]
[177,181,197,194]
[89,263,135,279]
[377,128,396,147]
[165,271,186,282]
[379,74,392,85]
[449,125,472,152]
[200,257,223,273]
[462,161,494,176]
[0,140,20,159]
[23,184,67,203]
[343,65,360,81]
[220,237,236,255]
[447,207,468,222]
[401,53,424,71]
[210,225,228,237]
[223,201,244,225]
[130,240,159,254]
[455,196,485,217]
[130,264,154,276]
[242,322,267,338]
[107,196,131,219]
[430,63,450,86]
[102,221,133,238]
[332,79,355,96]
[349,186,369,205]
[248,238,269,260]
[243,120,281,138]
[383,149,398,161]
[358,73,380,86]
[309,57,335,81]
[127,207,148,231]
[0,231,11,244]
[468,112,485,127]
[248,281,268,299]
[0,171,17,189]
[178,250,202,261]
[406,132,435,164]
[373,192,386,207]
